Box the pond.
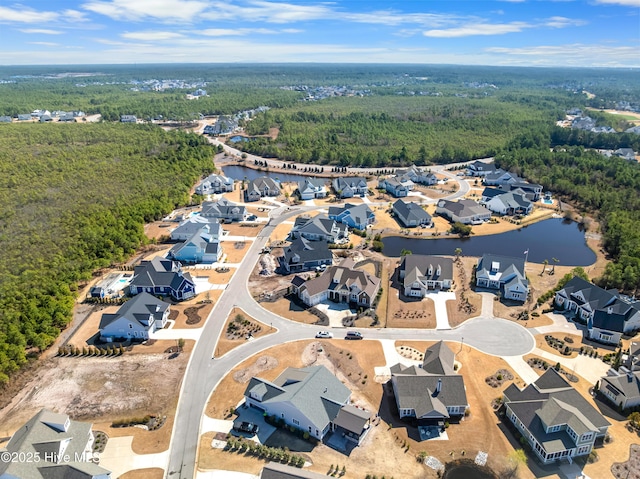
[222,164,314,183]
[229,135,250,143]
[382,218,596,266]
[443,459,497,479]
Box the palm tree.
[454,248,463,262]
[552,257,559,275]
[541,259,549,275]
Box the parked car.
[315,331,333,339]
[345,331,363,340]
[233,421,259,435]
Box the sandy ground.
[221,223,263,238]
[386,263,437,329]
[216,307,275,357]
[120,469,164,479]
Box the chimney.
[436,378,442,393]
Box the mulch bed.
[485,369,514,388]
[185,304,206,325]
[611,444,640,479]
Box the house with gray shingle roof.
[244,365,370,444]
[394,164,437,185]
[554,276,640,344]
[278,237,333,274]
[625,341,640,371]
[260,462,327,479]
[0,116,11,123]
[600,368,640,410]
[392,200,432,228]
[503,368,610,464]
[170,216,222,241]
[129,257,195,301]
[378,176,413,197]
[195,173,234,195]
[476,254,528,302]
[0,409,111,479]
[483,169,519,186]
[245,176,280,202]
[332,177,368,198]
[481,187,533,216]
[390,341,468,432]
[99,292,170,341]
[398,255,453,297]
[436,199,491,225]
[291,258,380,308]
[467,160,497,177]
[328,203,375,231]
[201,198,247,222]
[297,178,327,200]
[290,215,348,243]
[168,226,223,263]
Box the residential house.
[17,114,32,121]
[503,181,543,202]
[398,255,453,296]
[613,148,637,161]
[120,115,137,123]
[0,116,11,123]
[244,365,371,444]
[467,160,497,177]
[99,292,170,341]
[435,199,491,225]
[390,342,468,429]
[40,114,53,122]
[129,257,195,301]
[483,169,519,186]
[378,176,414,197]
[503,368,610,464]
[554,276,640,344]
[260,462,327,479]
[328,203,375,231]
[297,178,327,200]
[278,237,333,274]
[625,341,640,371]
[290,215,348,243]
[0,409,111,479]
[481,187,533,216]
[332,177,368,198]
[392,200,432,228]
[291,258,380,308]
[168,227,223,263]
[599,368,640,411]
[59,112,76,122]
[31,109,50,118]
[209,116,238,135]
[476,254,529,302]
[395,164,437,185]
[245,176,280,202]
[195,174,234,195]
[170,216,222,241]
[201,198,247,222]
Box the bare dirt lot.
[0,345,192,454]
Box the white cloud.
[424,22,529,37]
[544,16,588,27]
[594,0,640,6]
[19,29,64,35]
[28,42,59,47]
[121,31,184,40]
[486,43,640,65]
[82,0,210,22]
[0,6,60,23]
[200,29,246,36]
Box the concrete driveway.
[423,291,456,330]
[100,436,168,478]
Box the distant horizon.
[1,1,638,67]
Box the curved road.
[166,156,505,479]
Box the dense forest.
[0,123,214,385]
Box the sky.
[0,0,638,67]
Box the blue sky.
[0,0,638,66]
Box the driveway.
[100,436,169,479]
[314,302,354,328]
[479,292,495,318]
[423,291,456,330]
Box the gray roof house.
[168,227,223,264]
[278,237,333,274]
[394,164,437,185]
[260,462,327,479]
[195,173,234,195]
[392,200,432,228]
[120,114,137,123]
[476,254,528,302]
[0,116,12,123]
[332,177,368,198]
[554,276,640,345]
[201,198,247,222]
[390,341,468,432]
[328,203,375,231]
[244,365,371,444]
[170,216,222,241]
[481,187,533,216]
[129,257,195,301]
[398,255,453,297]
[291,258,380,308]
[503,181,543,201]
[378,176,414,197]
[600,368,640,411]
[503,368,610,464]
[467,160,497,177]
[435,199,491,225]
[297,178,327,200]
[483,169,519,186]
[245,176,280,202]
[99,292,170,342]
[625,341,640,371]
[0,409,111,479]
[290,215,349,243]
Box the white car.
[315,331,333,339]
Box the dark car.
[345,331,363,340]
[233,421,259,435]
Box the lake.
[382,218,596,266]
[222,164,314,183]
